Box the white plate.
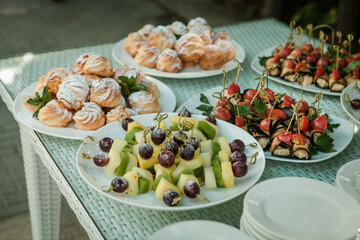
[76,112,265,211]
[251,45,341,97]
[178,86,354,163]
[13,76,176,140]
[149,220,252,240]
[340,81,360,125]
[112,38,246,79]
[336,159,360,204]
[244,177,360,240]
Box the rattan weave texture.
[0,19,359,240]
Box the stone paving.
[0,0,247,239]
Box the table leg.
[20,125,62,240]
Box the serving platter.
[336,159,360,204]
[112,38,246,79]
[340,81,360,125]
[178,86,354,163]
[76,113,265,211]
[13,76,176,140]
[251,45,341,97]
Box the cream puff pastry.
[148,25,176,50]
[44,68,73,95]
[175,33,205,62]
[140,78,160,98]
[75,53,94,74]
[35,75,46,92]
[134,45,161,68]
[38,100,73,127]
[90,78,125,108]
[156,48,183,73]
[212,31,232,42]
[56,74,90,110]
[106,105,138,124]
[199,45,227,70]
[128,91,160,114]
[138,24,155,37]
[83,54,113,78]
[73,102,105,130]
[23,96,41,112]
[215,39,236,61]
[124,32,148,56]
[168,21,188,36]
[113,65,147,84]
[189,25,212,45]
[187,17,210,31]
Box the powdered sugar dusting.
[74,102,103,124]
[90,78,121,103]
[57,75,90,109]
[46,100,73,121]
[176,33,204,56]
[169,21,187,35]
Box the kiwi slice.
[212,156,225,187]
[211,141,221,156]
[196,121,216,139]
[138,177,150,194]
[193,166,204,178]
[114,152,130,176]
[125,127,143,145]
[122,145,133,153]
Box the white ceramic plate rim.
[244,177,360,240]
[112,38,246,79]
[340,81,360,125]
[13,76,176,140]
[336,159,360,204]
[149,220,252,240]
[177,86,354,163]
[251,45,341,97]
[76,113,265,211]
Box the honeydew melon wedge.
[154,164,176,178]
[171,165,186,181]
[200,152,212,167]
[104,139,127,175]
[204,167,217,190]
[155,178,180,199]
[123,170,139,196]
[218,136,231,154]
[200,140,212,153]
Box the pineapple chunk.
[158,121,167,129]
[219,151,230,162]
[200,140,212,154]
[127,122,145,132]
[179,155,204,169]
[177,174,200,195]
[154,164,176,177]
[221,162,235,188]
[200,152,212,167]
[125,153,138,172]
[132,167,154,190]
[137,153,159,169]
[218,136,231,154]
[170,116,196,126]
[104,139,127,174]
[171,165,186,180]
[192,128,207,141]
[204,167,217,190]
[111,139,128,152]
[123,170,139,196]
[155,178,180,199]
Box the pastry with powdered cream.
[56,74,90,110]
[168,21,188,36]
[83,54,113,78]
[138,24,155,37]
[75,53,94,74]
[189,25,212,45]
[124,32,148,56]
[199,45,228,70]
[38,100,73,127]
[128,91,160,114]
[187,17,210,31]
[113,65,147,84]
[106,105,138,124]
[134,45,161,68]
[73,102,105,130]
[44,68,73,95]
[214,39,236,61]
[148,25,176,51]
[156,48,183,73]
[139,78,160,97]
[212,31,232,42]
[90,78,125,108]
[175,33,205,62]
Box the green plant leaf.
[118,82,130,98]
[324,113,340,132]
[235,104,254,117]
[343,61,360,73]
[130,84,148,92]
[196,104,213,112]
[253,99,267,116]
[314,132,336,153]
[200,93,210,104]
[258,56,272,67]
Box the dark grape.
[229,139,245,153]
[183,180,200,198]
[230,151,247,164]
[180,144,195,160]
[99,137,114,152]
[93,154,109,167]
[111,177,128,193]
[232,161,248,177]
[351,99,360,110]
[178,108,192,117]
[187,137,199,150]
[121,117,134,131]
[139,142,153,159]
[158,150,175,167]
[163,190,181,207]
[166,141,179,156]
[151,128,166,145]
[173,131,188,147]
[205,116,217,125]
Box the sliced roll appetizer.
[81,111,259,207]
[258,20,360,92]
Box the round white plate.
[340,81,360,125]
[251,45,341,97]
[112,38,246,79]
[149,220,252,240]
[13,76,176,140]
[178,86,354,163]
[336,159,360,204]
[76,112,265,211]
[244,177,360,240]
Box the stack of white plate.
[240,177,360,240]
[336,159,360,204]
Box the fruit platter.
[178,63,354,163]
[76,112,265,210]
[251,21,360,96]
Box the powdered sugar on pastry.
[215,39,236,61]
[57,74,90,110]
[90,78,124,108]
[138,24,155,37]
[38,100,73,127]
[134,45,161,68]
[148,25,176,50]
[156,48,183,73]
[128,91,160,114]
[169,21,188,35]
[140,78,160,97]
[175,33,205,62]
[187,17,210,30]
[114,65,147,83]
[106,105,138,124]
[124,32,148,56]
[83,54,113,78]
[189,25,212,45]
[44,68,73,94]
[74,102,104,125]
